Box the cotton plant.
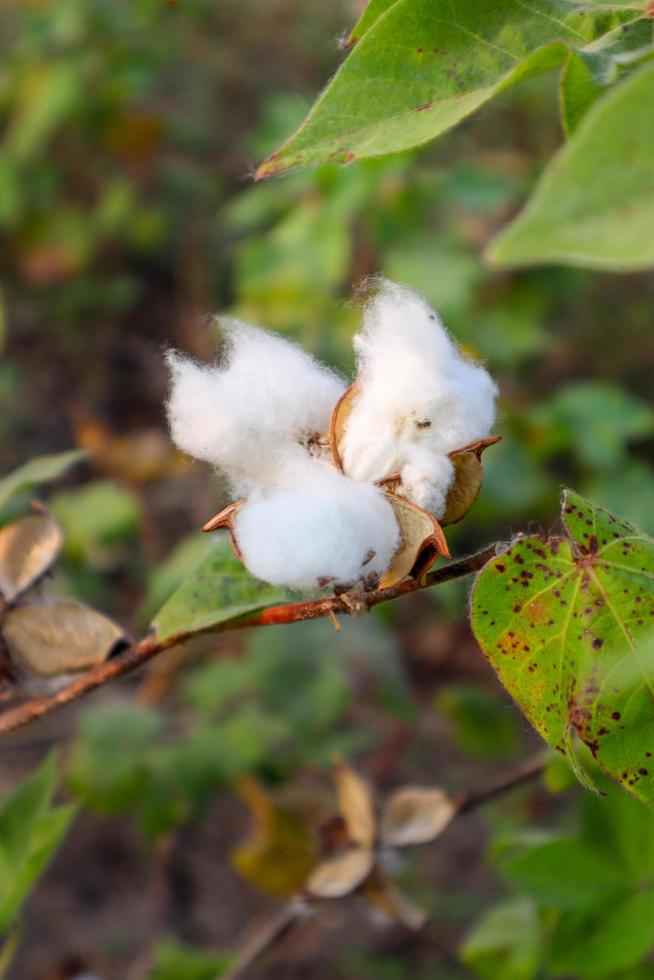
[165,280,499,594]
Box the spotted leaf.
[471,490,654,804]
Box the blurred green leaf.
[0,754,76,933]
[67,703,163,816]
[531,381,654,470]
[488,61,654,270]
[472,490,654,803]
[152,536,296,644]
[0,450,85,513]
[560,50,603,136]
[50,479,141,567]
[257,0,630,176]
[436,683,519,759]
[461,897,543,980]
[150,939,233,980]
[138,533,211,628]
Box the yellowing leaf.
[0,513,63,603]
[3,598,126,677]
[381,786,456,847]
[230,779,318,899]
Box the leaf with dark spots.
[472,489,654,805]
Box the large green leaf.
[347,0,397,45]
[471,490,654,803]
[487,60,654,270]
[257,0,631,178]
[560,18,654,135]
[152,535,297,643]
[0,754,77,933]
[0,450,85,513]
[501,790,654,977]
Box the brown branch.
[454,751,548,814]
[222,751,547,980]
[0,544,497,737]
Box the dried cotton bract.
[339,281,497,518]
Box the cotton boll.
[341,280,497,489]
[165,318,345,493]
[233,468,400,592]
[400,446,455,519]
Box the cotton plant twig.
[222,751,548,980]
[0,544,497,737]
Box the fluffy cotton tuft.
[165,318,345,494]
[400,445,455,517]
[340,280,497,517]
[233,461,400,592]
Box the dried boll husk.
[379,495,449,589]
[0,511,63,603]
[3,597,127,691]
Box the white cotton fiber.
[233,462,400,591]
[340,280,497,516]
[400,445,455,517]
[165,318,345,494]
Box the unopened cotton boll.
[165,318,345,494]
[233,466,400,591]
[341,280,497,515]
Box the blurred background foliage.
[0,0,653,978]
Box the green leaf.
[0,450,85,513]
[257,0,630,177]
[560,50,603,135]
[347,0,398,46]
[471,490,654,803]
[487,60,654,270]
[549,889,654,977]
[503,838,627,907]
[531,380,654,470]
[137,533,211,628]
[150,939,233,980]
[67,703,163,816]
[560,18,654,135]
[0,754,77,933]
[460,897,542,980]
[152,535,297,644]
[50,479,141,566]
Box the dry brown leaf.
[329,384,358,471]
[2,598,126,677]
[363,873,428,931]
[381,786,456,847]
[334,758,376,849]
[442,435,502,526]
[0,513,63,603]
[305,846,374,899]
[379,495,449,590]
